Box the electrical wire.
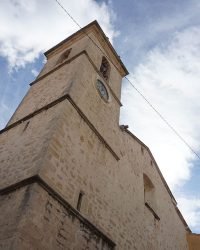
[53,0,200,160]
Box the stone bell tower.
[0,21,191,250]
[0,21,128,249]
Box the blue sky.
[1,0,200,232]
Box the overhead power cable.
[53,0,200,160]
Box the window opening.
[56,48,72,65]
[100,56,110,80]
[143,174,159,220]
[77,191,84,211]
[143,174,154,202]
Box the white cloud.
[121,26,200,190]
[31,69,38,77]
[178,196,200,230]
[0,0,117,68]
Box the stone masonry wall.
[7,57,80,126]
[37,98,189,249]
[0,103,62,189]
[0,183,115,250]
[0,186,31,249]
[67,52,122,158]
[123,131,189,249]
[0,93,189,249]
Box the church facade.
[0,21,197,249]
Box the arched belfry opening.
[100,56,110,80]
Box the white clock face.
[96,80,109,101]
